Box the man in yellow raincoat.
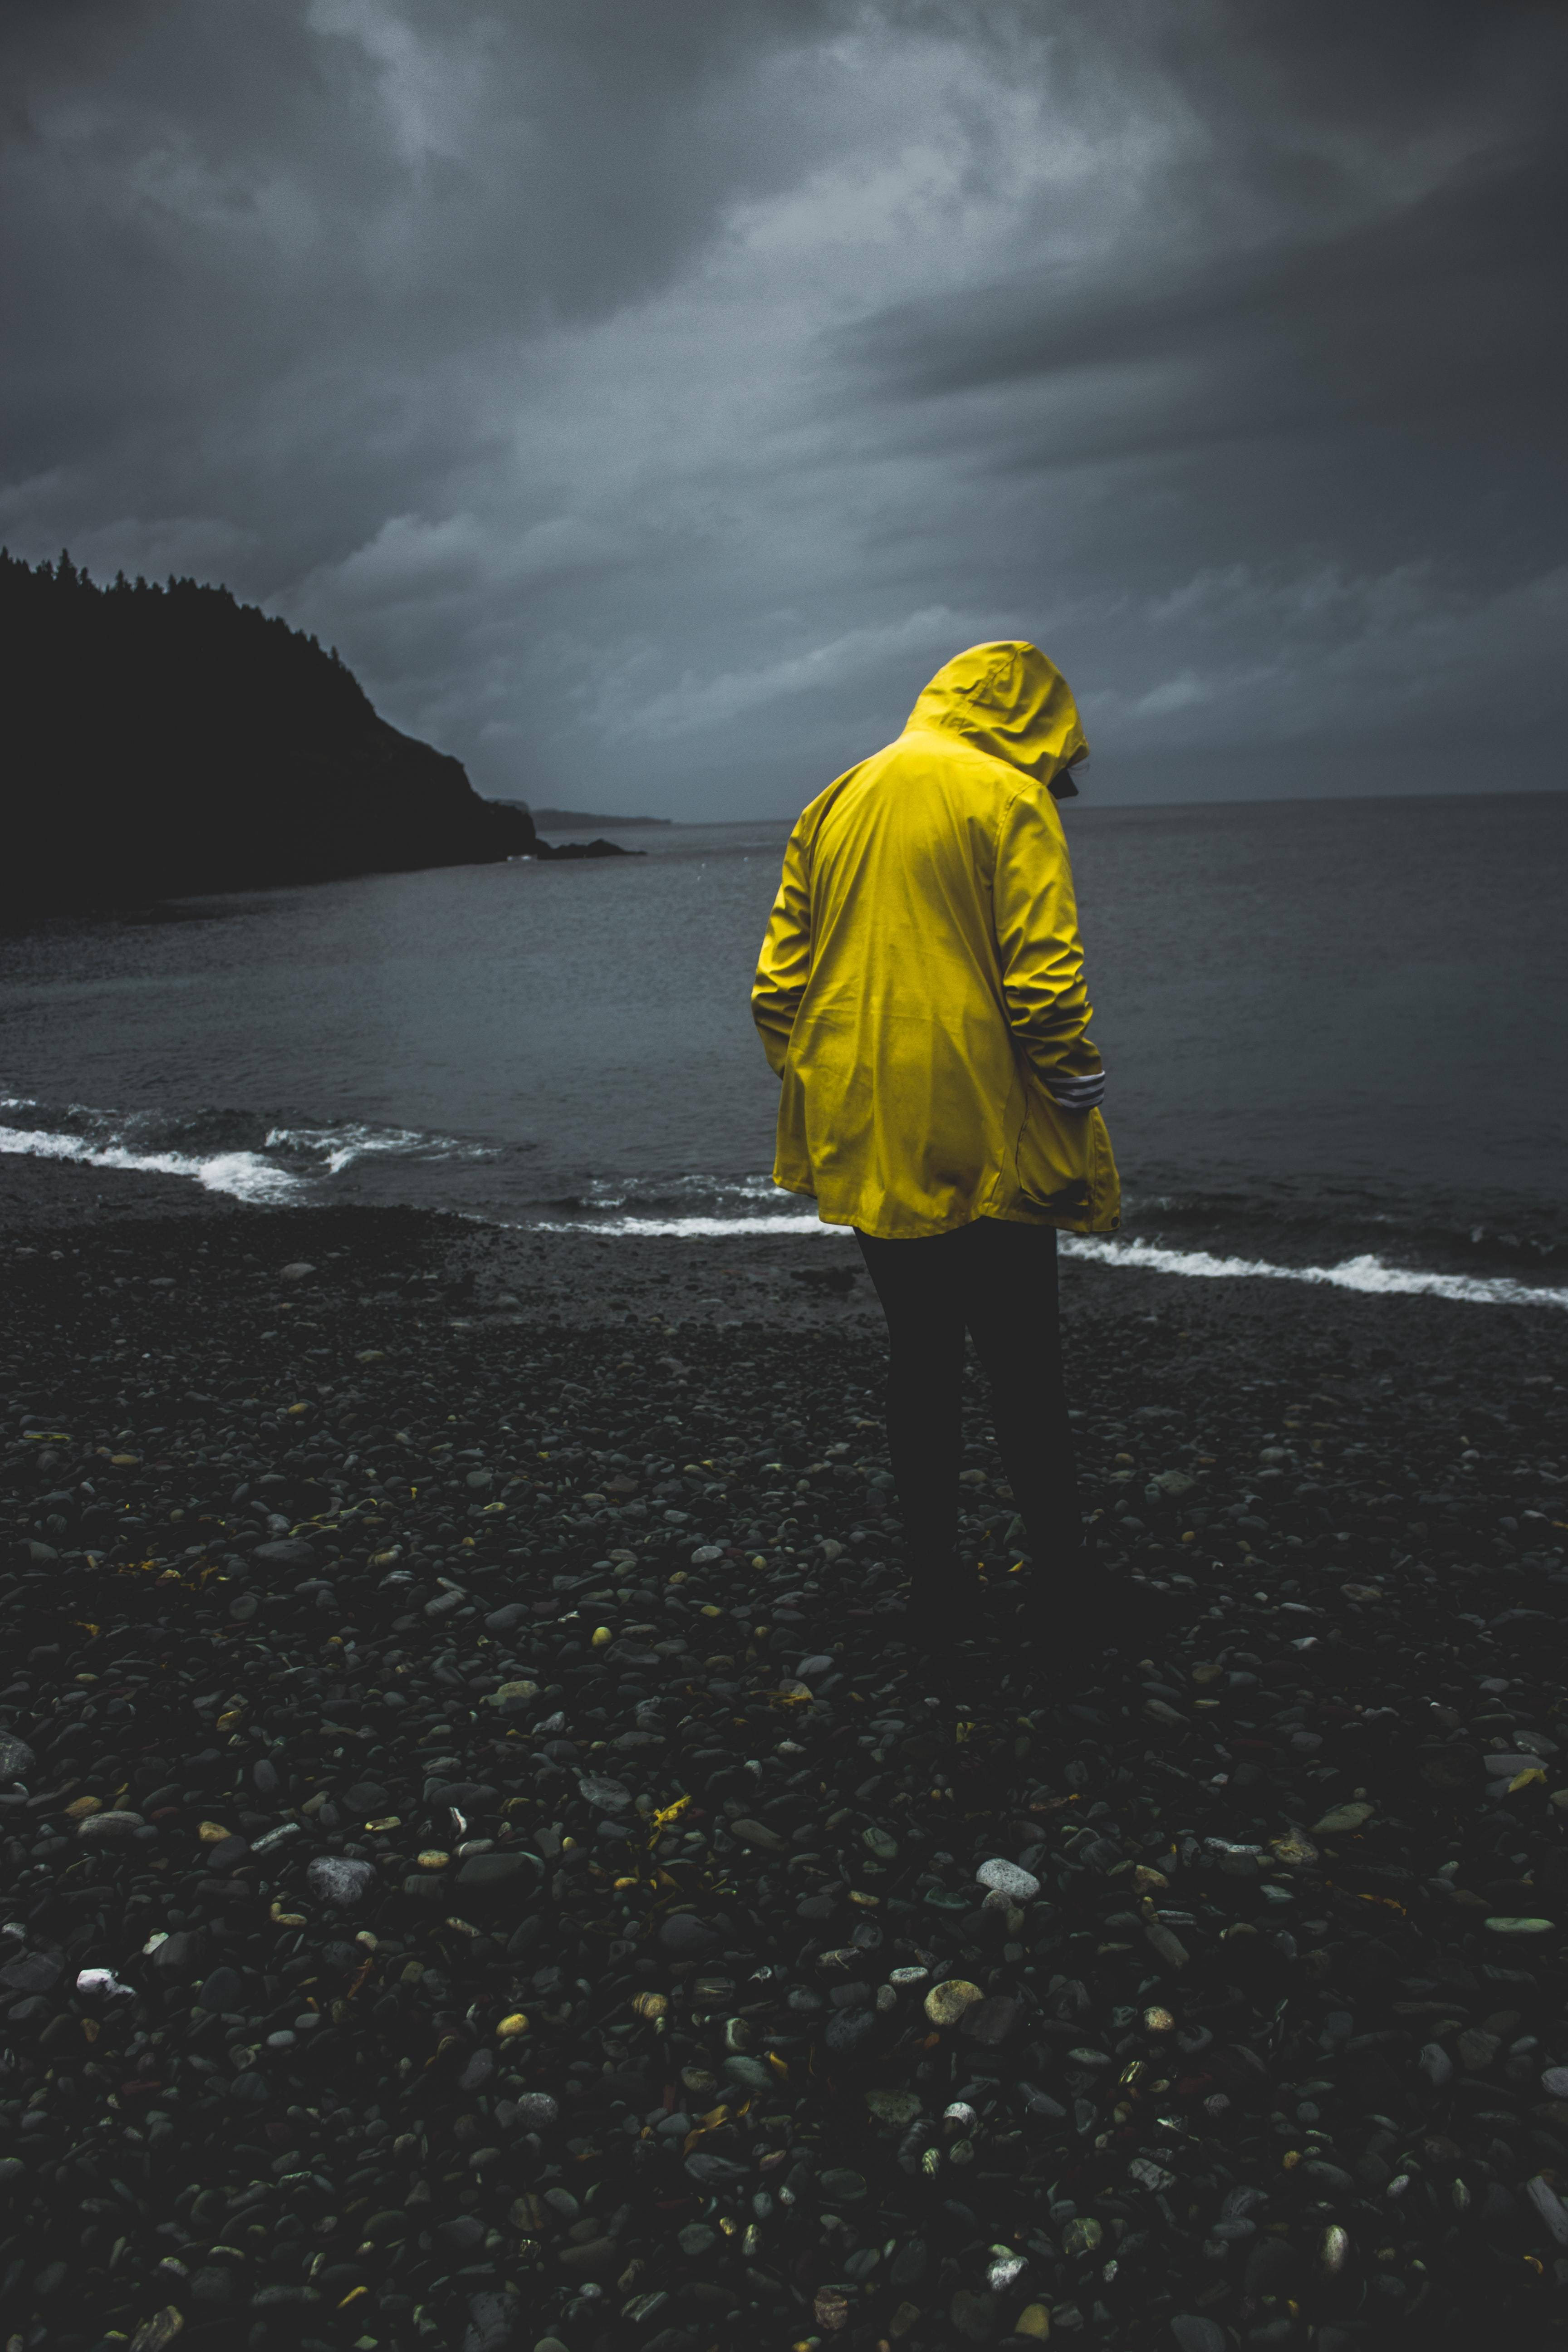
[752,641,1118,1656]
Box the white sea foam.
[0,1121,303,1205]
[265,1122,487,1174]
[539,1207,1568,1308]
[4,1093,1560,1309]
[1060,1236,1568,1310]
[539,1212,833,1238]
[0,1094,485,1204]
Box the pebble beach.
[3,1166,1568,2352]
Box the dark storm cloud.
[1,0,847,539]
[847,153,1568,459]
[1,0,1564,813]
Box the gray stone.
[464,2292,520,2352]
[1419,2042,1453,2088]
[577,1773,632,1811]
[1243,2236,1300,2298]
[1526,2175,1568,2247]
[197,1966,247,2014]
[0,1735,35,1785]
[1170,2321,1227,2352]
[825,2008,877,2054]
[341,1781,391,1814]
[730,1816,784,1851]
[685,2151,748,2185]
[960,1994,1021,2045]
[948,2289,996,2342]
[659,1913,714,1956]
[975,1857,1039,1902]
[0,1951,63,1994]
[253,1539,316,1569]
[890,2239,928,2286]
[456,1852,533,1891]
[306,1855,376,1906]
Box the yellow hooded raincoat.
[751,641,1120,1240]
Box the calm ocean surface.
[2,793,1565,1293]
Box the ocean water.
[2,793,1565,1301]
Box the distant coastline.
[510,804,674,829]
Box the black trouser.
[854,1215,1083,1582]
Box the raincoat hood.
[904,640,1088,796]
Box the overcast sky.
[4,0,1564,816]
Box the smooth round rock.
[578,1772,632,1811]
[78,1810,144,1840]
[197,1966,247,2014]
[1312,1802,1373,1833]
[0,1735,36,1785]
[1,1951,62,1993]
[1170,2320,1227,2352]
[456,1852,531,1890]
[960,1993,1021,2045]
[659,1913,715,1955]
[252,1539,317,1569]
[924,1978,984,2027]
[1543,2068,1568,2099]
[975,1857,1039,1902]
[825,2008,877,2055]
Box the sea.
[3,792,1566,1308]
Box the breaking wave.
[4,1098,1562,1309]
[539,1204,1568,1307]
[0,1094,490,1206]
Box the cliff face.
[0,550,546,910]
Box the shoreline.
[2,1162,1567,2349]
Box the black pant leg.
[961,1219,1085,1565]
[854,1228,966,1578]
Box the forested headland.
[1,551,625,913]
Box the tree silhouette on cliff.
[1,548,546,910]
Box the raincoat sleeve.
[751,819,813,1076]
[992,787,1107,1109]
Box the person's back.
[754,639,1119,1241]
[752,640,1122,1666]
